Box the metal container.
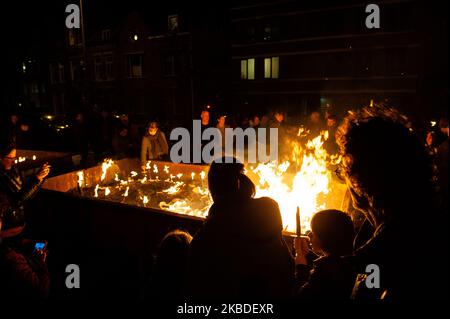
[26,159,209,297]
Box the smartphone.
[33,241,47,253]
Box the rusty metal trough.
[26,159,211,297]
[26,158,297,298]
[16,149,76,177]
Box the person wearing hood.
[188,157,295,299]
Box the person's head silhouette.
[208,157,255,203]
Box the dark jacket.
[0,241,50,298]
[188,197,295,299]
[0,166,43,206]
[0,167,48,298]
[436,138,449,211]
[296,255,357,299]
[350,219,448,299]
[112,127,132,158]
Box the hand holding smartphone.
[33,241,48,262]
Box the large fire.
[75,131,347,234]
[248,131,346,233]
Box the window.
[101,29,111,41]
[69,61,74,81]
[127,54,143,78]
[49,64,56,84]
[263,26,272,41]
[240,58,255,80]
[264,57,279,79]
[105,56,113,79]
[94,56,114,81]
[58,63,65,83]
[163,54,176,76]
[247,25,256,41]
[68,30,81,47]
[263,22,280,41]
[95,58,105,81]
[31,83,39,94]
[168,15,179,32]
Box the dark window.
[101,29,111,41]
[163,54,176,76]
[126,54,143,78]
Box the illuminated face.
[218,116,226,127]
[310,112,320,123]
[76,114,83,122]
[1,149,17,170]
[201,111,210,124]
[275,113,284,123]
[327,118,336,128]
[121,115,129,124]
[148,127,158,136]
[11,115,19,125]
[253,116,260,126]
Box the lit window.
[241,60,247,79]
[248,59,255,80]
[264,57,279,79]
[241,58,255,80]
[168,15,179,32]
[264,58,271,78]
[68,30,81,47]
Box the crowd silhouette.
[0,105,449,300]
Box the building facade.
[43,11,197,124]
[230,0,448,121]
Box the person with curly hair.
[335,105,447,299]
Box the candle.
[296,206,301,236]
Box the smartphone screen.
[34,242,46,252]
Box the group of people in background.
[0,103,448,299]
[149,105,449,300]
